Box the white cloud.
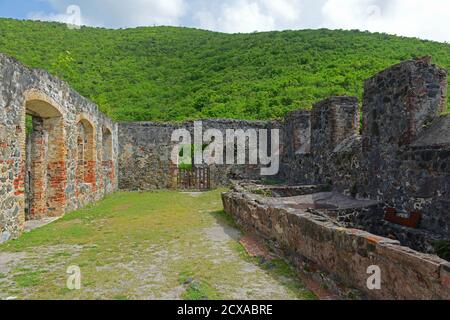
[321,0,450,42]
[322,0,382,29]
[215,1,276,33]
[195,0,303,33]
[29,0,187,28]
[261,0,303,23]
[25,0,449,42]
[28,5,89,27]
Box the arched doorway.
[24,94,67,219]
[76,118,96,191]
[102,127,114,192]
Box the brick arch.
[75,115,97,191]
[21,89,67,219]
[23,89,66,117]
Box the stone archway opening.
[76,119,96,192]
[25,98,66,220]
[102,126,114,191]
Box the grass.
[232,242,317,300]
[13,269,47,287]
[210,210,239,229]
[0,190,314,300]
[182,280,221,300]
[178,270,222,300]
[177,268,223,300]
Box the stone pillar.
[28,117,48,219]
[44,117,66,217]
[283,109,311,157]
[101,128,114,193]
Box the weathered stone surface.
[1,51,449,301]
[222,185,450,300]
[115,58,449,247]
[411,115,450,148]
[278,58,449,239]
[117,119,278,190]
[312,96,359,153]
[0,53,118,242]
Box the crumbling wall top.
[311,96,359,153]
[411,114,450,148]
[363,57,448,151]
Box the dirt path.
[0,190,314,300]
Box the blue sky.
[0,0,50,19]
[0,0,448,42]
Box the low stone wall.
[222,188,450,300]
[235,181,330,198]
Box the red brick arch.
[22,90,67,219]
[76,115,97,192]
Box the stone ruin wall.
[1,52,449,248]
[278,58,449,242]
[0,54,119,243]
[222,188,450,300]
[221,59,450,299]
[117,58,449,244]
[118,119,279,190]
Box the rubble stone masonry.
[279,58,449,239]
[0,54,118,243]
[1,52,449,299]
[222,185,450,299]
[117,119,278,190]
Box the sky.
[0,0,449,43]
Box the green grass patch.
[0,189,314,300]
[13,269,47,287]
[178,269,195,285]
[182,279,221,300]
[261,258,297,277]
[433,240,450,261]
[210,210,239,229]
[231,242,250,260]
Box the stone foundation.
[222,183,450,300]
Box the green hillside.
[0,18,449,121]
